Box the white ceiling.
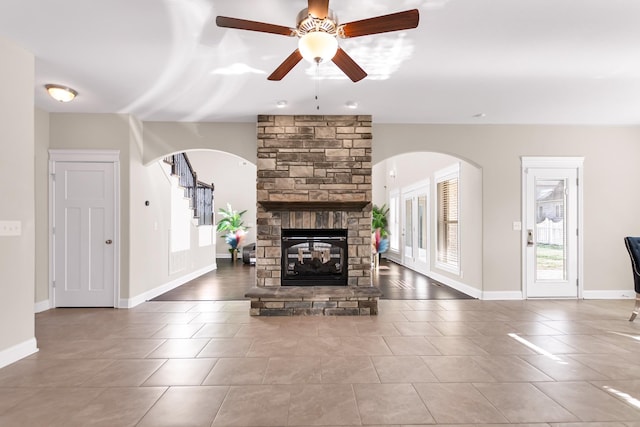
[1,0,639,124]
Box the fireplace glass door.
[281,229,348,286]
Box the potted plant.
[372,204,390,268]
[216,203,248,263]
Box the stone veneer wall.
[256,115,373,288]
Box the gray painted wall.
[0,37,36,365]
[373,124,640,296]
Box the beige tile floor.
[2,299,640,426]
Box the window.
[418,195,427,251]
[436,164,460,272]
[389,191,399,251]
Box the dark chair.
[242,243,256,265]
[624,237,640,321]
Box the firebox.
[281,229,348,286]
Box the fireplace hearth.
[281,229,348,286]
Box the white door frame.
[521,156,584,299]
[48,149,121,308]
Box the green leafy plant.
[217,204,249,254]
[372,204,390,237]
[216,203,248,234]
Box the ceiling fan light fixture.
[216,5,418,82]
[298,31,338,64]
[45,84,78,102]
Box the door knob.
[526,230,534,247]
[106,239,113,245]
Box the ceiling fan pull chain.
[315,62,320,110]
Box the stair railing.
[164,153,215,226]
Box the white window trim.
[435,162,461,275]
[434,163,460,182]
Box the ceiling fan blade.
[216,16,295,37]
[308,0,330,18]
[340,9,419,38]
[268,49,304,81]
[332,48,367,82]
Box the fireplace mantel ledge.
[258,201,370,211]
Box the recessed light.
[345,101,358,109]
[276,100,288,108]
[473,113,486,118]
[45,84,78,102]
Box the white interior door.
[524,167,579,298]
[53,161,116,307]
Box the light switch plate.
[512,221,522,231]
[0,220,22,236]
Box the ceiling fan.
[216,0,419,82]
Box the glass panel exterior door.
[525,168,577,298]
[403,197,413,261]
[402,186,430,274]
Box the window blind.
[437,177,459,266]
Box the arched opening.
[143,147,483,301]
[372,151,483,298]
[129,147,258,302]
[184,150,257,258]
[147,147,258,258]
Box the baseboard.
[382,253,401,264]
[119,263,217,308]
[583,290,635,299]
[482,290,524,300]
[0,338,38,369]
[34,299,50,313]
[426,271,483,299]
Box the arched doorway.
[372,151,483,299]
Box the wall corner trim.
[34,300,50,313]
[119,263,218,309]
[427,271,482,299]
[0,338,38,369]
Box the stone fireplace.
[246,115,381,315]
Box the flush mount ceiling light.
[345,100,358,109]
[45,84,77,102]
[276,100,288,108]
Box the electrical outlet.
[0,220,21,236]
